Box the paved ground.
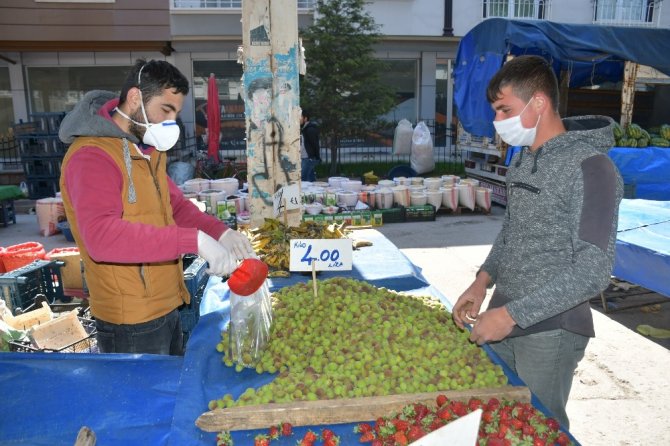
[2,207,670,445]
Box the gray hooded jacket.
[483,115,623,337]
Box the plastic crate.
[26,178,59,199]
[22,157,62,178]
[180,255,209,344]
[9,314,97,353]
[18,136,67,158]
[12,121,42,137]
[404,204,436,222]
[29,112,67,135]
[380,207,406,224]
[0,260,64,315]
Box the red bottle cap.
[228,258,269,296]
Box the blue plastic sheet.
[614,199,670,298]
[0,353,183,445]
[608,147,670,200]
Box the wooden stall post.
[620,61,639,129]
[242,0,302,228]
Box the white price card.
[273,184,301,217]
[411,409,481,446]
[289,239,353,272]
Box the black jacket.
[301,121,321,160]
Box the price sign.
[273,183,301,217]
[289,239,353,272]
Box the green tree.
[300,0,395,175]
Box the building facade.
[1,0,668,152]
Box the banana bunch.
[243,219,349,272]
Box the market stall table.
[608,147,670,200]
[0,229,575,445]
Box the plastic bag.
[475,187,492,211]
[228,281,272,368]
[36,197,65,237]
[410,121,435,174]
[392,119,413,155]
[167,161,195,186]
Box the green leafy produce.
[211,278,507,409]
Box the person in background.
[58,59,254,356]
[452,55,623,429]
[300,109,321,182]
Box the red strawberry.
[392,431,409,446]
[359,431,376,443]
[354,423,373,434]
[321,429,335,441]
[281,422,293,436]
[391,419,410,433]
[485,437,506,446]
[268,425,280,440]
[371,440,383,446]
[545,418,560,432]
[436,407,453,421]
[413,403,430,421]
[254,434,269,446]
[468,398,483,411]
[486,397,501,411]
[323,438,340,446]
[510,418,524,430]
[522,424,536,437]
[532,436,546,446]
[216,431,232,446]
[429,418,445,432]
[451,401,468,417]
[300,430,318,445]
[556,432,571,446]
[482,410,496,424]
[436,394,448,408]
[407,425,425,442]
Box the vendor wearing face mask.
[452,55,623,429]
[59,59,254,356]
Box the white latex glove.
[197,230,237,277]
[218,229,255,260]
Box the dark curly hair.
[119,59,189,105]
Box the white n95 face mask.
[493,98,540,147]
[115,106,180,152]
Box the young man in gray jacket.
[453,55,623,429]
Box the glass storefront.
[26,66,131,113]
[0,67,14,136]
[192,60,245,152]
[378,59,418,122]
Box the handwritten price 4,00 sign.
[289,239,353,271]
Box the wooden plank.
[196,385,530,432]
[620,61,639,128]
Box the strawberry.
[359,431,376,443]
[216,431,232,446]
[323,438,340,446]
[468,398,483,411]
[354,423,373,434]
[436,406,453,421]
[281,422,293,436]
[268,425,280,440]
[450,401,468,417]
[429,418,445,432]
[556,432,571,446]
[545,418,560,432]
[253,434,269,446]
[407,425,425,442]
[436,394,448,408]
[532,436,546,446]
[522,424,536,437]
[299,430,318,445]
[321,429,336,441]
[510,418,524,431]
[485,437,506,446]
[486,397,501,411]
[371,440,383,446]
[392,431,409,446]
[482,410,496,424]
[391,418,410,433]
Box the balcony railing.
[593,0,662,27]
[482,0,551,20]
[172,0,314,9]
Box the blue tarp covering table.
[608,147,670,201]
[614,199,670,298]
[0,229,568,445]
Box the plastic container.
[0,259,64,314]
[45,247,83,289]
[3,242,46,272]
[57,221,75,242]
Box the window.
[378,60,418,122]
[594,0,657,26]
[26,66,131,113]
[0,67,14,135]
[483,0,550,20]
[192,60,245,151]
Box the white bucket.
[475,187,492,211]
[393,177,411,186]
[410,192,427,206]
[210,178,239,196]
[426,189,443,209]
[457,184,476,211]
[409,177,424,186]
[440,186,459,210]
[183,178,211,193]
[375,188,394,209]
[392,185,410,207]
[377,179,395,188]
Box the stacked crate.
[13,112,67,199]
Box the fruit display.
[242,219,349,273]
[353,395,574,446]
[210,278,507,410]
[613,122,670,148]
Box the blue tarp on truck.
[454,18,670,138]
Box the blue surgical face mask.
[493,98,540,147]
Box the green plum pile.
[211,277,507,409]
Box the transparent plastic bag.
[410,121,435,174]
[392,119,413,155]
[228,281,272,368]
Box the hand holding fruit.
[453,274,489,329]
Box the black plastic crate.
[180,255,209,344]
[29,112,67,136]
[0,260,65,315]
[380,207,406,224]
[18,136,67,158]
[26,178,59,199]
[22,157,62,178]
[12,121,42,137]
[404,204,437,222]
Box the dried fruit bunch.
[211,278,507,409]
[354,396,574,446]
